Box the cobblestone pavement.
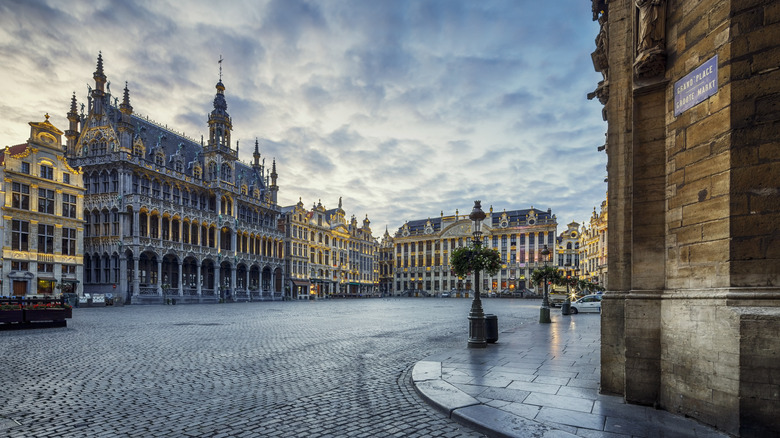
[0,298,541,437]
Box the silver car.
[570,294,602,314]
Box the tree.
[450,244,502,279]
[530,266,562,290]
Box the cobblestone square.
[1,298,540,437]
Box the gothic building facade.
[66,54,284,304]
[0,116,85,297]
[392,206,557,296]
[279,198,378,299]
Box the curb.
[411,361,576,438]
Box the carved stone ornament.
[589,0,609,120]
[634,0,667,80]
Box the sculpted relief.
[634,0,666,79]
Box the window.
[12,183,30,210]
[141,177,150,195]
[40,165,54,180]
[62,194,77,218]
[62,228,77,255]
[21,162,30,174]
[38,263,54,273]
[38,224,55,254]
[155,152,164,166]
[111,172,118,192]
[38,188,55,214]
[152,181,160,198]
[11,261,29,271]
[63,173,71,184]
[11,220,29,251]
[162,183,170,200]
[102,173,109,192]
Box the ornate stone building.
[0,116,85,297]
[555,221,581,279]
[578,197,608,287]
[377,228,395,296]
[279,198,378,299]
[590,1,779,435]
[393,206,557,296]
[66,54,284,304]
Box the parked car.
[570,294,603,314]
[441,292,450,298]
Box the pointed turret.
[117,82,134,151]
[120,82,133,115]
[65,92,80,154]
[253,138,261,168]
[269,158,278,204]
[91,52,107,115]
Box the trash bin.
[561,300,571,315]
[485,314,498,343]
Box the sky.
[0,0,607,236]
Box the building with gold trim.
[1,115,85,297]
[555,221,581,279]
[65,54,284,304]
[578,197,607,287]
[392,206,557,296]
[280,198,378,299]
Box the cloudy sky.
[0,0,607,235]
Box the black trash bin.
[561,300,571,315]
[485,314,498,343]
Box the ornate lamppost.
[451,201,501,348]
[539,244,552,323]
[467,201,488,348]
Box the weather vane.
[218,55,223,81]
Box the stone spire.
[253,138,261,168]
[119,81,133,115]
[65,92,80,154]
[92,52,107,115]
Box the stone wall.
[596,0,780,435]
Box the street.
[1,298,543,437]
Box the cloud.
[0,0,607,236]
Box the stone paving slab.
[413,312,731,438]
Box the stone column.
[156,259,163,296]
[133,256,140,297]
[119,254,128,302]
[196,260,202,297]
[177,259,183,296]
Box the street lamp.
[467,200,487,349]
[539,244,551,323]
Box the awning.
[291,280,310,287]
